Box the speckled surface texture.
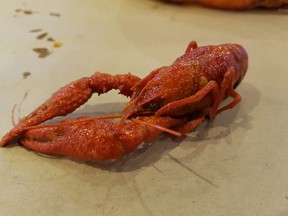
[0,0,288,215]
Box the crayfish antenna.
[131,118,182,137]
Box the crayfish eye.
[149,102,160,111]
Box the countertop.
[1,0,288,215]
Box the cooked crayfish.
[0,41,248,160]
[163,0,288,10]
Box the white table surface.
[1,0,288,215]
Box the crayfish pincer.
[0,41,248,161]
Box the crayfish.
[163,0,288,10]
[0,41,248,161]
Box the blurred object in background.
[161,0,288,10]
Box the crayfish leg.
[210,67,241,117]
[155,67,242,121]
[212,67,241,115]
[155,80,219,118]
[185,41,198,53]
[177,115,205,135]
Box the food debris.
[23,72,31,79]
[15,9,34,15]
[30,28,42,33]
[47,37,55,42]
[53,41,63,48]
[33,48,51,58]
[23,10,33,15]
[16,9,63,58]
[50,12,61,17]
[37,32,48,40]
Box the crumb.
[33,48,51,58]
[50,12,61,17]
[23,10,33,15]
[30,28,42,33]
[23,71,31,79]
[53,41,63,48]
[47,37,55,42]
[37,32,48,40]
[15,9,34,15]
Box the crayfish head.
[121,93,163,124]
[227,44,248,88]
[121,66,189,123]
[121,76,173,123]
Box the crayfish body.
[122,42,247,121]
[0,41,248,161]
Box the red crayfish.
[163,0,288,10]
[0,41,248,160]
